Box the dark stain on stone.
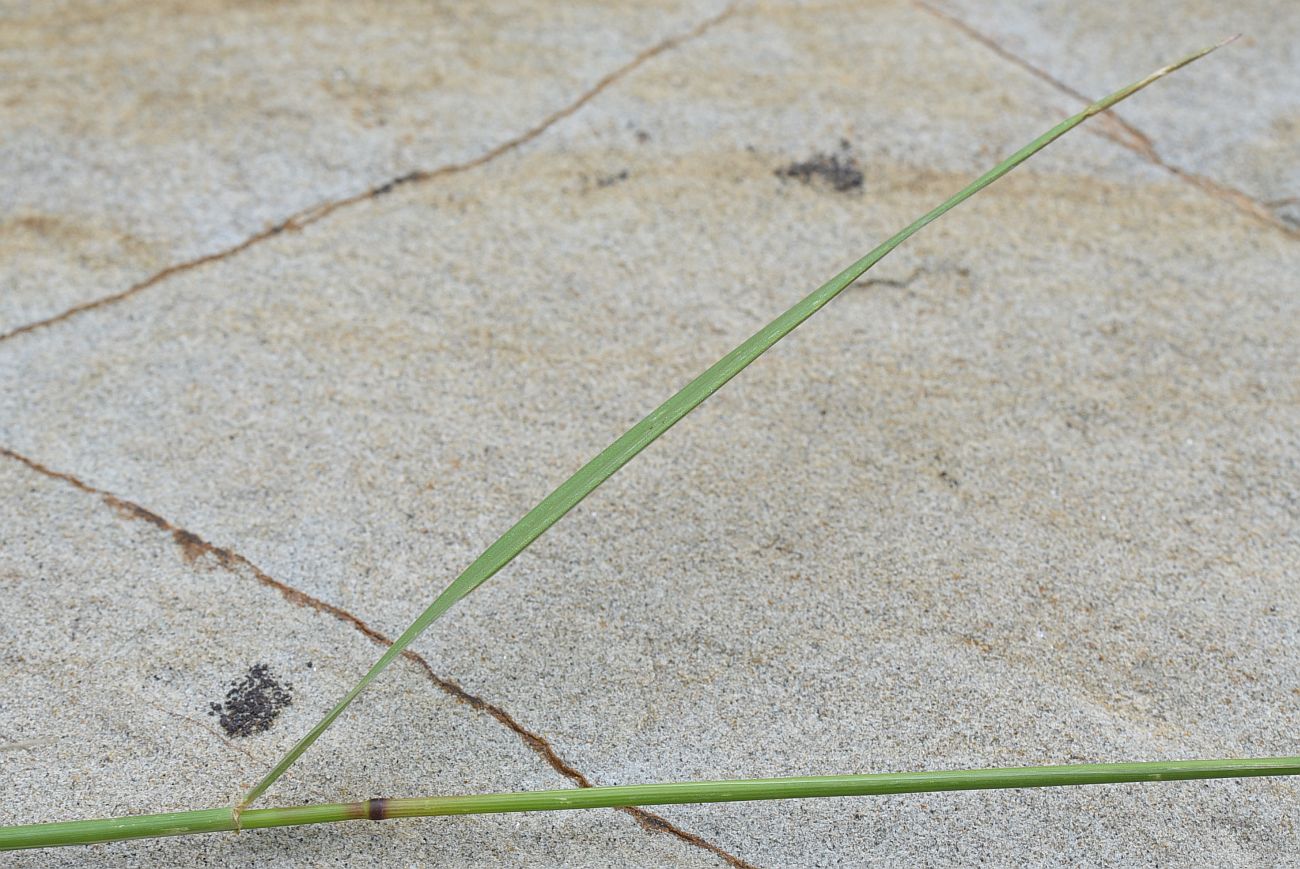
[776,139,864,193]
[596,169,630,188]
[373,171,424,197]
[933,452,959,488]
[208,664,293,737]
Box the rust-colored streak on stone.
[0,224,284,343]
[172,528,208,563]
[107,498,170,530]
[0,444,758,869]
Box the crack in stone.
[0,4,738,345]
[854,266,929,292]
[914,0,1299,241]
[0,445,758,868]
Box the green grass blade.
[241,38,1234,809]
[10,757,1297,851]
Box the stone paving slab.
[0,0,729,333]
[924,0,1300,229]
[2,0,1298,866]
[0,457,721,867]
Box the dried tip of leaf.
[1132,35,1237,94]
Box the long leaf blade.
[241,37,1233,809]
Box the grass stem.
[5,757,1296,851]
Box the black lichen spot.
[776,139,863,193]
[207,663,293,737]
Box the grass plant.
[5,35,1290,854]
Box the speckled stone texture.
[2,1,1297,866]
